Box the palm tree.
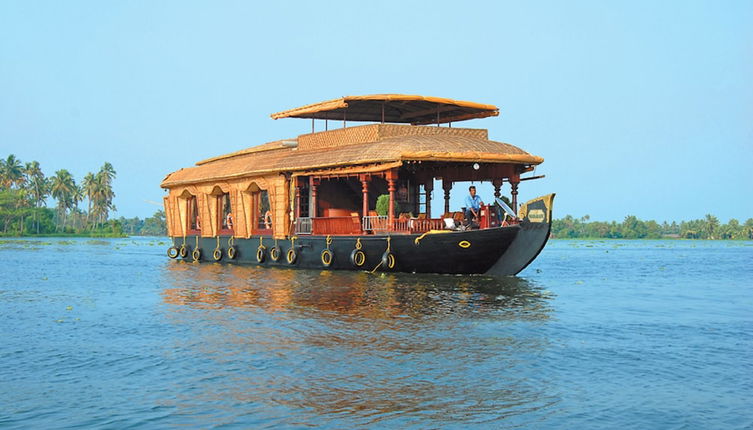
[91,163,116,228]
[99,162,116,189]
[24,161,49,233]
[0,154,24,189]
[50,169,76,231]
[71,184,84,230]
[81,172,96,228]
[704,214,719,240]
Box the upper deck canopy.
[270,94,499,125]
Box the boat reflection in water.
[162,262,553,319]
[159,262,558,427]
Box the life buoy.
[381,251,396,270]
[286,248,297,264]
[167,246,179,259]
[270,246,281,262]
[264,211,272,229]
[227,246,237,260]
[256,246,265,263]
[321,249,333,267]
[212,248,222,261]
[191,248,201,262]
[179,244,188,258]
[350,249,366,267]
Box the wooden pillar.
[493,179,503,200]
[294,183,301,219]
[511,180,519,213]
[387,169,397,228]
[310,177,319,218]
[360,174,369,217]
[443,179,452,214]
[424,181,433,217]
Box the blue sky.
[1,1,751,222]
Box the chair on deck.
[350,212,361,233]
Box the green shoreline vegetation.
[3,153,750,240]
[552,214,753,240]
[0,154,165,237]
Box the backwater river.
[0,238,751,429]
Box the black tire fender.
[349,249,366,267]
[286,248,297,265]
[321,249,333,267]
[381,251,396,270]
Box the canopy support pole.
[443,179,452,215]
[493,179,503,199]
[310,177,319,218]
[387,169,397,229]
[294,182,301,220]
[360,174,369,218]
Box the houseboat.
[161,94,554,275]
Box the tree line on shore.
[0,154,164,236]
[552,214,753,240]
[3,153,751,239]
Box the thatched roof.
[270,94,499,125]
[161,124,543,188]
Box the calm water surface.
[1,238,751,429]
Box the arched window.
[245,182,273,235]
[188,195,200,233]
[256,190,271,232]
[220,192,233,233]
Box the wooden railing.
[311,216,362,235]
[392,218,446,234]
[297,215,451,236]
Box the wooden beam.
[400,105,457,121]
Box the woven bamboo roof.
[161,124,543,188]
[270,94,499,125]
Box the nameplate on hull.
[528,209,546,223]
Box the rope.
[259,236,265,250]
[414,229,451,245]
[325,235,332,250]
[370,260,383,273]
[369,236,391,273]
